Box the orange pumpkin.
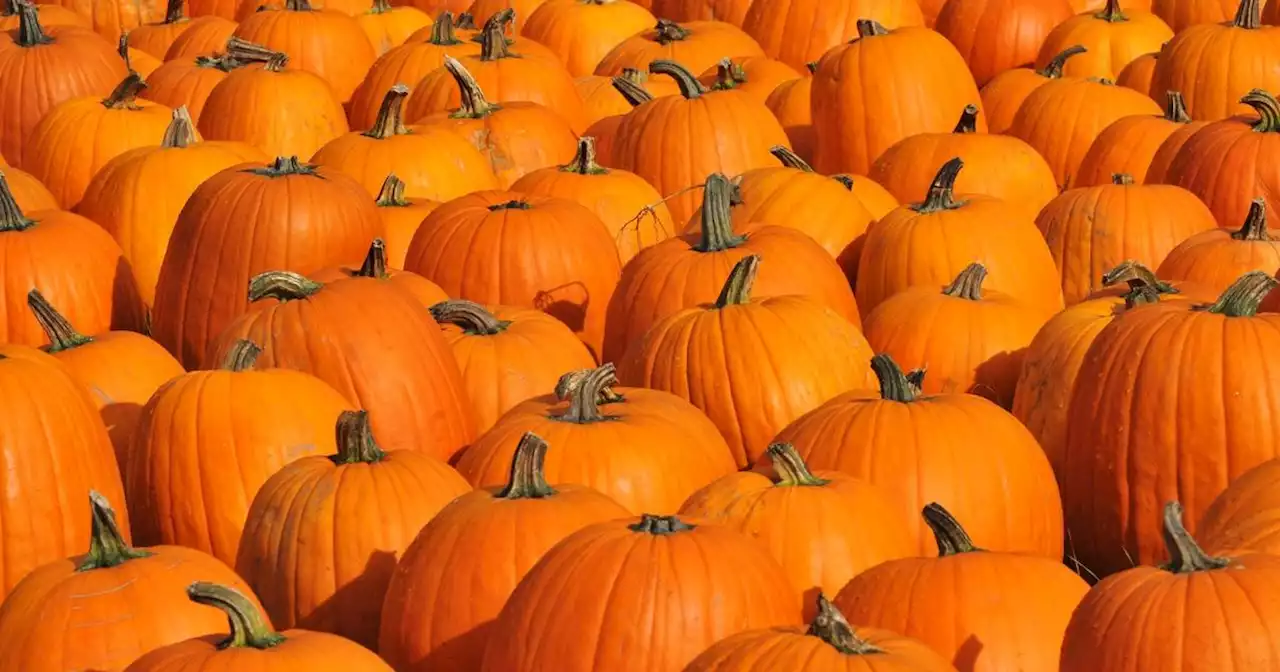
[131,0,231,57]
[309,237,448,306]
[741,0,925,70]
[1153,0,1269,74]
[237,0,372,18]
[1142,105,1210,184]
[1199,457,1280,555]
[1156,199,1280,294]
[650,0,752,25]
[834,173,899,218]
[231,0,376,102]
[522,0,656,77]
[764,64,815,162]
[0,165,56,211]
[1037,0,1172,80]
[357,0,431,54]
[1074,91,1195,185]
[379,432,630,672]
[369,175,442,267]
[594,19,763,76]
[978,43,1086,134]
[695,56,801,103]
[468,0,550,29]
[0,0,89,30]
[935,0,1075,87]
[42,0,166,42]
[162,13,237,59]
[1115,47,1157,93]
[575,68,680,125]
[139,55,236,124]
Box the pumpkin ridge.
[495,431,558,498]
[186,582,287,649]
[27,290,92,352]
[77,491,153,571]
[430,299,512,335]
[331,410,387,464]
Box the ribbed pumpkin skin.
[1199,458,1280,555]
[309,124,499,202]
[575,72,681,126]
[522,0,656,77]
[593,20,764,76]
[934,0,1074,87]
[695,56,802,103]
[1160,108,1280,229]
[371,199,441,269]
[1035,3,1172,80]
[1150,0,1233,32]
[0,346,130,600]
[1115,49,1157,92]
[479,516,803,672]
[356,4,432,55]
[765,76,814,161]
[1156,223,1280,294]
[122,625,395,670]
[742,0,925,70]
[138,59,231,124]
[41,0,165,41]
[1149,17,1280,122]
[150,160,380,368]
[977,66,1050,135]
[1142,118,1209,183]
[417,99,578,189]
[1074,108,1193,186]
[686,625,959,672]
[231,6,376,102]
[0,4,89,30]
[197,67,349,158]
[2,166,57,211]
[309,251,448,305]
[810,25,984,176]
[163,16,239,59]
[345,38,482,131]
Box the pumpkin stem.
[854,19,888,38]
[805,61,818,74]
[456,11,478,29]
[953,105,979,133]
[249,155,319,177]
[923,502,980,556]
[488,199,531,211]
[478,8,514,60]
[1094,0,1127,21]
[284,0,312,11]
[1242,89,1280,132]
[78,491,152,571]
[187,582,286,649]
[375,174,410,207]
[496,432,558,499]
[1164,91,1191,123]
[102,72,147,110]
[1161,501,1230,573]
[555,363,620,423]
[355,239,390,279]
[831,174,855,190]
[561,137,607,175]
[163,0,185,23]
[1111,173,1135,186]
[117,32,134,69]
[1232,198,1273,241]
[708,57,747,91]
[807,593,884,655]
[370,0,392,13]
[1038,45,1087,78]
[444,56,499,118]
[0,172,35,232]
[247,271,324,302]
[1234,0,1261,28]
[224,36,289,71]
[220,339,262,371]
[611,74,655,106]
[364,85,411,139]
[195,53,241,72]
[27,290,92,352]
[1199,271,1279,317]
[650,59,705,99]
[430,299,511,335]
[428,11,464,45]
[629,514,696,535]
[694,173,746,252]
[871,353,923,402]
[653,18,690,43]
[771,145,814,171]
[715,255,760,307]
[913,158,966,212]
[332,410,386,464]
[160,106,197,148]
[15,1,52,46]
[942,263,987,300]
[766,443,829,486]
[1100,260,1179,300]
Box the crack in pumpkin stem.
[942,263,987,301]
[629,513,696,535]
[953,105,979,133]
[1199,270,1279,317]
[0,171,36,231]
[554,363,622,423]
[766,443,829,486]
[1161,501,1230,573]
[922,502,980,556]
[27,290,92,352]
[496,431,558,498]
[695,173,746,252]
[913,158,966,212]
[15,2,52,46]
[220,339,262,371]
[871,353,923,402]
[771,145,814,172]
[807,593,883,655]
[1038,45,1087,78]
[376,174,410,207]
[650,59,705,99]
[78,491,152,571]
[364,85,411,139]
[187,582,287,649]
[715,255,760,307]
[247,271,324,302]
[332,410,386,464]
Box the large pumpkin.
[479,514,802,671]
[934,0,1074,87]
[522,0,656,77]
[231,0,376,102]
[1073,91,1195,185]
[1036,0,1172,80]
[1151,0,1235,32]
[456,363,738,513]
[593,18,764,76]
[741,0,925,70]
[1156,199,1280,294]
[978,44,1086,134]
[1199,457,1280,555]
[379,432,630,672]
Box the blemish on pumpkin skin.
[468,128,514,173]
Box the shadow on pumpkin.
[402,618,492,672]
[969,347,1028,410]
[954,634,985,670]
[112,256,148,334]
[100,400,141,467]
[533,280,590,332]
[286,548,399,651]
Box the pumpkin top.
[248,270,324,302]
[923,502,981,556]
[1161,501,1231,573]
[1094,0,1127,22]
[0,171,35,232]
[808,593,885,655]
[694,173,746,252]
[854,19,889,39]
[942,262,987,301]
[103,72,148,111]
[477,9,515,61]
[653,18,691,43]
[1197,270,1279,318]
[715,254,760,307]
[27,290,92,353]
[1232,199,1274,241]
[376,174,411,207]
[552,363,623,424]
[766,442,829,487]
[225,36,290,71]
[187,582,286,649]
[629,513,696,535]
[560,137,608,175]
[163,107,198,148]
[332,410,386,465]
[430,299,512,335]
[14,2,52,47]
[953,105,979,134]
[364,85,412,139]
[1234,0,1262,29]
[220,339,263,371]
[1100,260,1180,307]
[1243,89,1280,133]
[350,239,392,280]
[1162,91,1191,124]
[707,58,748,93]
[912,158,966,213]
[496,431,558,499]
[1037,45,1087,79]
[427,11,465,46]
[611,74,655,106]
[79,491,153,571]
[249,156,320,178]
[650,59,706,100]
[771,145,814,172]
[870,353,926,403]
[443,56,500,119]
[368,0,393,14]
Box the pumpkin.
[1007,74,1162,189]
[207,269,476,460]
[1073,90,1195,185]
[522,0,656,77]
[468,0,550,30]
[121,583,395,670]
[776,353,1065,558]
[1199,457,1280,555]
[977,44,1085,134]
[1061,271,1280,575]
[457,363,737,512]
[43,0,165,42]
[834,173,899,219]
[379,431,630,672]
[618,256,877,466]
[603,173,862,365]
[118,32,162,78]
[1157,199,1280,294]
[310,84,499,200]
[935,0,1074,87]
[125,340,352,564]
[1115,47,1157,93]
[0,493,259,671]
[1060,502,1280,671]
[1141,104,1211,184]
[231,0,376,102]
[432,299,596,433]
[27,289,184,463]
[1037,174,1218,304]
[0,172,147,346]
[0,344,129,600]
[414,56,578,187]
[609,60,791,222]
[357,0,431,54]
[835,504,1090,672]
[162,13,237,59]
[1159,89,1280,228]
[1151,0,1245,37]
[868,105,1057,222]
[510,137,675,264]
[651,0,752,25]
[1036,0,1171,80]
[679,442,914,620]
[810,20,985,176]
[197,39,349,158]
[0,6,126,166]
[0,165,56,211]
[582,72,663,164]
[686,594,959,672]
[368,176,442,267]
[479,513,802,671]
[575,68,680,126]
[741,0,926,70]
[139,54,237,124]
[150,155,380,368]
[345,12,480,130]
[862,263,1051,407]
[0,0,88,30]
[236,410,469,649]
[593,18,764,76]
[309,237,447,306]
[695,56,801,103]
[1149,0,1280,122]
[77,107,265,306]
[237,0,372,18]
[764,64,815,162]
[854,158,1064,316]
[403,189,620,359]
[130,0,229,57]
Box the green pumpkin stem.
[653,18,690,43]
[15,2,53,46]
[832,174,855,190]
[611,74,655,106]
[220,339,262,371]
[871,353,924,402]
[1111,173,1135,186]
[650,59,705,99]
[78,491,153,571]
[1095,0,1127,22]
[855,19,888,38]
[478,8,514,60]
[805,61,818,74]
[332,410,386,464]
[923,502,980,556]
[444,56,499,118]
[715,255,760,307]
[284,0,313,11]
[247,271,324,302]
[1231,198,1273,241]
[1234,0,1261,28]
[709,57,747,91]
[629,513,696,534]
[767,443,829,486]
[364,85,410,139]
[695,173,746,252]
[807,593,884,655]
[562,137,608,174]
[1161,501,1231,572]
[187,582,287,649]
[428,11,464,45]
[913,158,966,212]
[370,0,392,13]
[162,106,198,148]
[225,36,289,71]
[1164,91,1191,123]
[1038,45,1087,78]
[354,239,390,279]
[556,363,621,423]
[496,432,558,499]
[771,145,814,172]
[953,105,979,133]
[1200,271,1279,317]
[375,174,410,207]
[1241,89,1280,132]
[250,155,319,177]
[163,0,185,23]
[27,290,92,352]
[942,263,987,300]
[1100,260,1180,304]
[103,72,148,110]
[430,299,511,335]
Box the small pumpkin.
[593,18,764,76]
[741,0,926,70]
[139,54,238,124]
[230,0,377,102]
[696,56,802,103]
[522,0,656,77]
[1150,0,1277,107]
[1073,91,1196,185]
[934,0,1075,87]
[1036,0,1172,80]
[308,237,448,306]
[1199,457,1280,556]
[575,68,680,126]
[368,175,442,267]
[1156,198,1280,295]
[977,43,1086,134]
[357,0,432,55]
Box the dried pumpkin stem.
[709,58,746,91]
[187,582,287,649]
[370,0,392,13]
[1161,501,1230,573]
[355,239,390,279]
[1234,0,1261,28]
[1111,173,1135,186]
[103,72,148,110]
[430,299,511,335]
[871,353,921,402]
[943,263,987,300]
[562,137,607,175]
[428,11,464,45]
[805,61,818,74]
[478,9,514,60]
[27,290,92,352]
[247,271,324,302]
[284,0,312,11]
[922,502,979,556]
[855,19,888,38]
[161,106,197,148]
[496,432,558,498]
[333,410,386,464]
[611,75,655,106]
[953,105,979,133]
[1200,271,1279,317]
[78,491,152,571]
[715,255,760,307]
[249,155,319,177]
[488,199,531,211]
[118,31,135,69]
[832,175,855,190]
[220,339,262,371]
[364,85,410,139]
[653,18,690,43]
[1242,89,1280,132]
[555,366,624,404]
[913,158,966,212]
[456,11,478,29]
[16,2,52,47]
[695,173,746,251]
[770,145,814,172]
[0,172,35,231]
[1038,45,1087,78]
[629,513,696,534]
[1100,260,1179,300]
[1232,198,1272,241]
[1164,91,1191,123]
[807,594,883,655]
[375,174,410,207]
[555,364,621,423]
[650,59,705,99]
[767,443,829,486]
[163,0,185,23]
[1095,0,1127,21]
[444,56,499,118]
[225,37,289,71]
